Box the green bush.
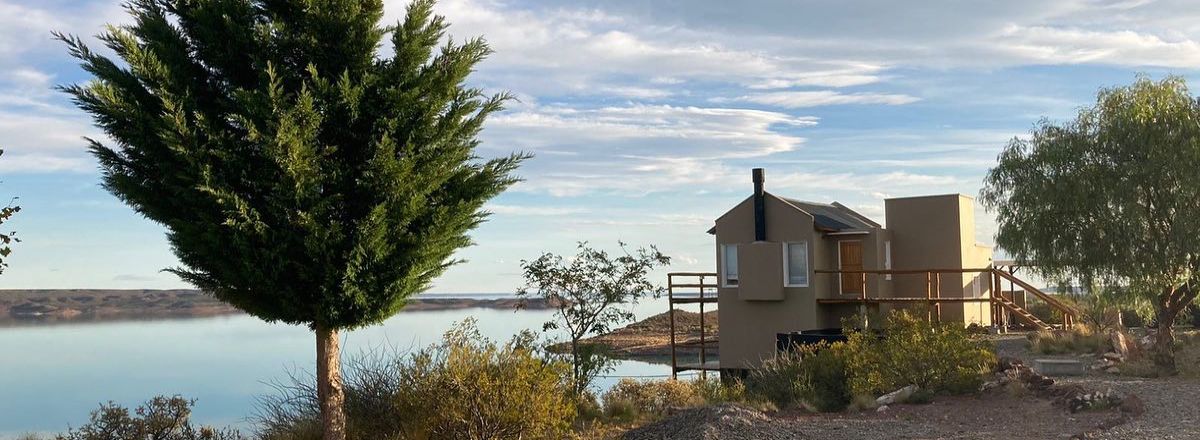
[748,349,806,408]
[257,320,576,440]
[598,377,756,423]
[1028,329,1110,355]
[843,310,996,396]
[689,377,749,405]
[796,343,852,412]
[749,342,850,412]
[601,378,700,422]
[54,396,241,440]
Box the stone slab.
[1033,358,1086,376]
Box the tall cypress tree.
[58,1,525,438]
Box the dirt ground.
[624,388,1126,440]
[623,331,1200,440]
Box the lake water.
[0,295,704,437]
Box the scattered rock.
[1102,352,1123,362]
[876,385,919,406]
[876,405,889,413]
[1111,329,1142,359]
[1105,367,1120,374]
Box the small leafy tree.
[518,242,670,394]
[56,396,241,440]
[982,76,1200,373]
[0,149,19,275]
[58,1,525,438]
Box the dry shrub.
[1028,329,1110,355]
[257,320,575,440]
[749,342,851,412]
[601,379,701,422]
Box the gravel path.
[1064,376,1200,439]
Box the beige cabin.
[709,169,995,370]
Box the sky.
[2,0,1200,292]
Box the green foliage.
[518,242,670,394]
[601,379,700,422]
[54,396,241,440]
[598,377,751,423]
[749,342,850,412]
[257,320,576,440]
[0,149,18,275]
[689,377,750,406]
[843,311,996,396]
[796,344,852,412]
[980,75,1200,370]
[747,349,807,408]
[1028,330,1110,355]
[57,0,526,331]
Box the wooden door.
[839,241,864,295]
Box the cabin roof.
[706,193,879,234]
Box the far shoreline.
[0,289,556,326]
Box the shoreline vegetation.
[0,290,558,326]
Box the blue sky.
[2,0,1199,292]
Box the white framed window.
[783,241,809,287]
[721,244,738,287]
[884,241,893,280]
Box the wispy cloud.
[720,90,920,108]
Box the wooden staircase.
[992,268,1077,330]
[993,295,1052,331]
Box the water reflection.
[0,296,695,436]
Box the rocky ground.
[625,389,1125,440]
[621,331,1200,440]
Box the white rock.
[876,405,889,413]
[876,384,919,406]
[1105,366,1120,374]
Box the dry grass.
[1028,329,1111,355]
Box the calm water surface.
[0,295,698,436]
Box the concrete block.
[1033,358,1086,376]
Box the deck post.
[699,275,706,381]
[934,272,942,322]
[668,274,677,380]
[925,272,933,321]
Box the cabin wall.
[885,194,992,325]
[715,194,821,369]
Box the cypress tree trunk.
[316,326,347,440]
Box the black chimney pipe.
[753,168,766,241]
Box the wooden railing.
[813,267,1077,328]
[666,272,719,379]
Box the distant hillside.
[0,290,556,325]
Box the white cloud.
[996,25,1200,67]
[485,204,589,216]
[488,104,814,159]
[725,90,920,108]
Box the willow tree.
[58,1,525,438]
[981,76,1200,373]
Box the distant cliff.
[0,290,554,325]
